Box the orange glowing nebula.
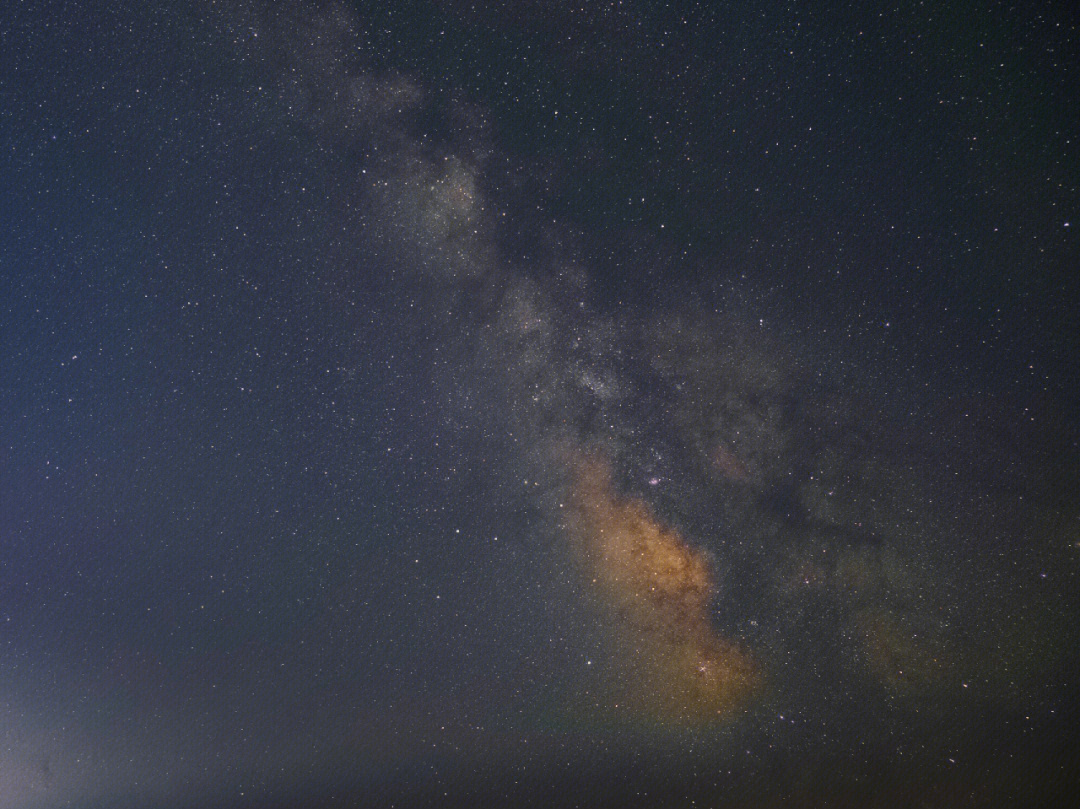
[564,452,760,723]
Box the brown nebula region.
[564,452,760,723]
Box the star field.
[1,1,1078,807]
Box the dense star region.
[1,1,1078,807]
[563,451,760,723]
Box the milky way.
[563,451,758,723]
[2,0,1078,806]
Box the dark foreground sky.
[2,1,1079,807]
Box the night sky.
[2,1,1079,807]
